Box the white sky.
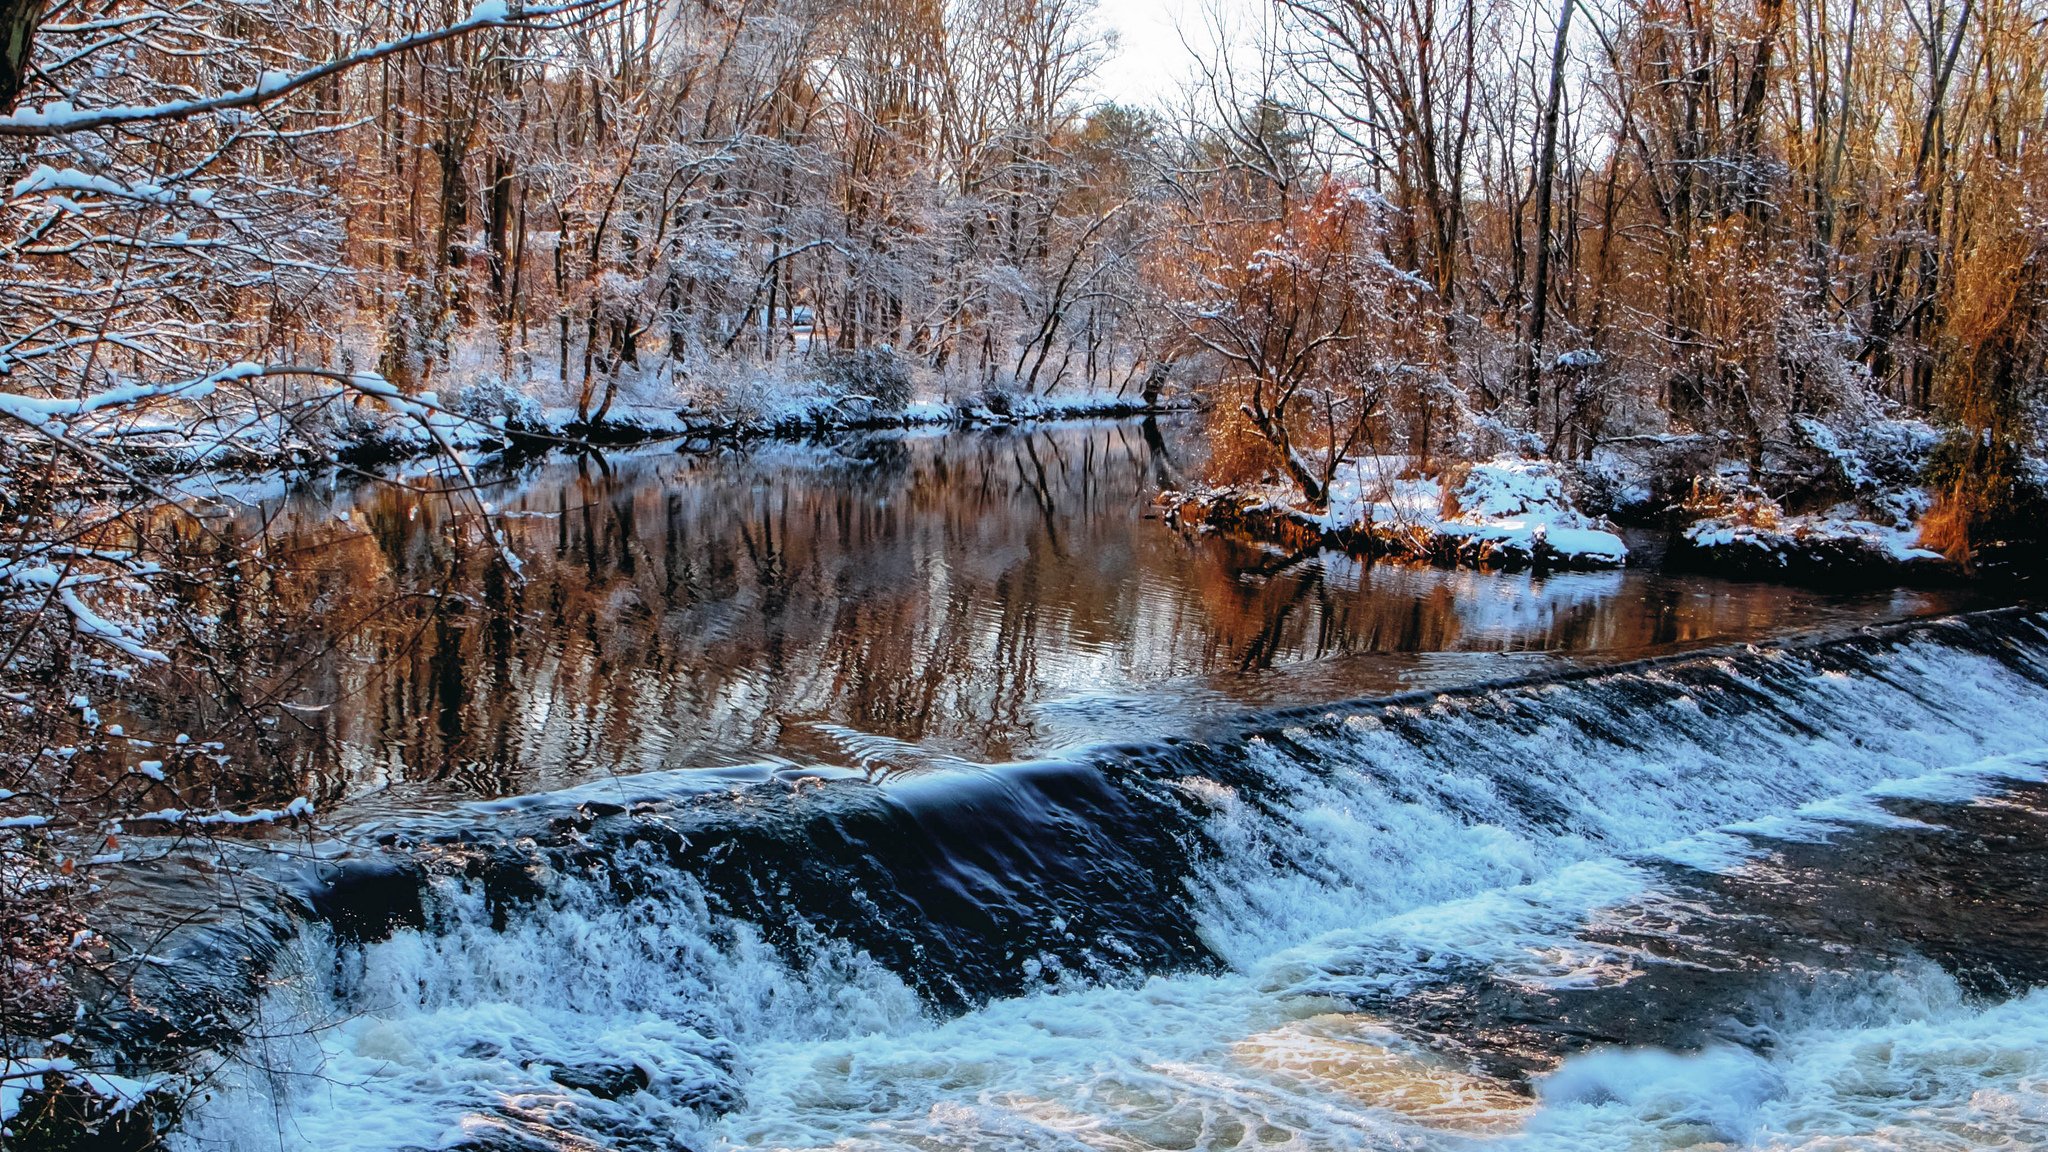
[1086,0,1257,107]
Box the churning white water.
[172,612,2048,1151]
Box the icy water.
[102,420,2048,1152]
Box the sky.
[1087,0,1255,107]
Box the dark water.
[146,419,1972,821]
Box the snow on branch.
[0,362,259,432]
[0,0,625,138]
[128,797,314,826]
[9,165,177,205]
[1,1058,159,1125]
[0,566,167,663]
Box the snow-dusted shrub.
[1921,429,2048,559]
[1776,315,1874,420]
[1440,457,1581,522]
[1435,457,1630,567]
[1680,463,1783,530]
[327,389,391,447]
[970,383,1022,419]
[453,373,544,431]
[819,349,914,415]
[1564,457,1653,520]
[678,364,839,430]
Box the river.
[140,419,1972,817]
[81,419,2048,1151]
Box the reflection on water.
[142,419,1971,815]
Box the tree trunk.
[0,0,42,113]
[1522,0,1575,414]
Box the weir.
[101,606,2048,1149]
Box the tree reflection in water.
[126,419,1970,819]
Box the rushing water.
[82,421,2048,1152]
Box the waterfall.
[157,609,2048,1150]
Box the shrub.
[819,349,914,415]
[1920,430,2048,561]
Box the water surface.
[82,421,2048,1152]
[166,610,2048,1152]
[153,419,1975,819]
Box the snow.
[10,165,174,205]
[0,565,167,663]
[130,797,313,826]
[0,370,230,429]
[1314,456,1628,568]
[1,1058,158,1125]
[1594,416,1955,575]
[0,1,624,137]
[0,344,1182,471]
[1683,501,1945,568]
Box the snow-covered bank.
[30,357,1190,473]
[1163,456,1630,571]
[1672,505,1949,579]
[1165,413,2043,585]
[1585,418,1982,584]
[224,389,1187,471]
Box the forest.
[0,0,2041,493]
[3,0,2048,1138]
[4,0,2048,1139]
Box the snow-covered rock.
[1164,455,1629,572]
[1436,458,1630,566]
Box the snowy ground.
[9,358,1182,471]
[1585,417,1963,580]
[1174,456,1630,571]
[1681,505,1945,571]
[1336,456,1629,567]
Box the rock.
[304,859,426,943]
[548,1060,650,1100]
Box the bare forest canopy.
[0,0,2042,464]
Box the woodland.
[2,0,2048,1103]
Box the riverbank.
[1160,457,1633,573]
[1161,472,1974,585]
[1158,418,2045,586]
[118,362,1192,474]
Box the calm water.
[148,418,1972,819]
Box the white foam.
[173,623,2048,1151]
[176,873,926,1152]
[1514,964,2048,1151]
